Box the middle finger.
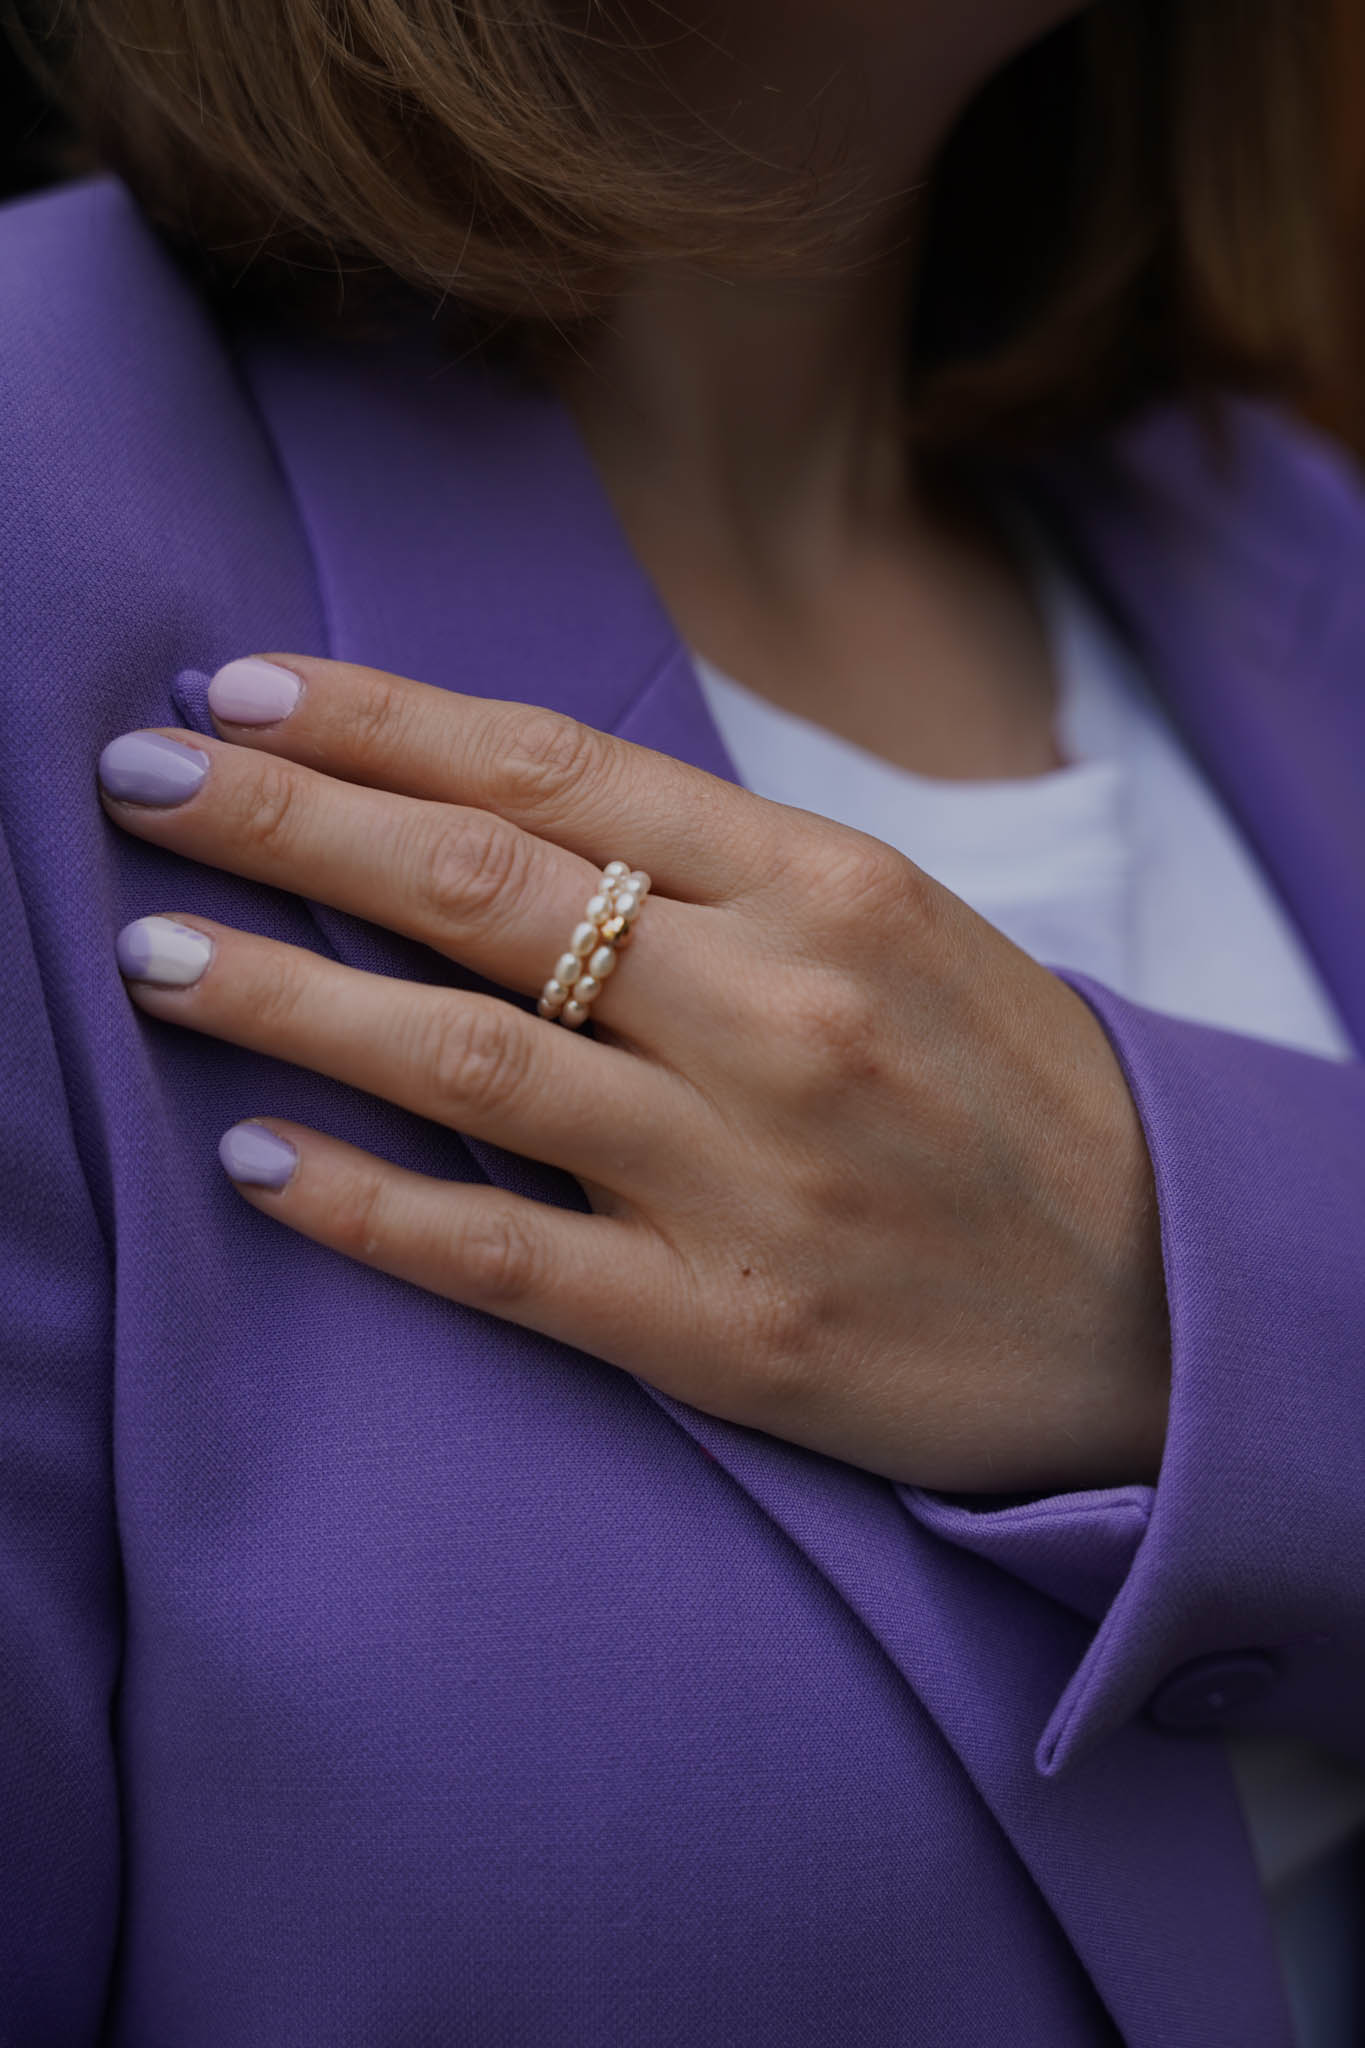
[97,727,710,1040]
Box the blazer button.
[1145,1651,1280,1731]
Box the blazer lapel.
[209,333,1308,2047]
[183,329,683,1211]
[1025,400,1365,1050]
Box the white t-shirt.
[691,541,1363,2047]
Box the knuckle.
[425,1000,530,1118]
[345,673,409,760]
[818,834,915,922]
[247,954,312,1037]
[328,1170,389,1264]
[414,809,528,929]
[786,1144,878,1226]
[740,1281,825,1410]
[782,972,883,1088]
[783,829,947,975]
[786,832,931,965]
[487,709,603,814]
[231,760,302,859]
[459,1204,541,1304]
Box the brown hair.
[6,0,1351,453]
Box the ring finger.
[115,911,693,1199]
[97,727,716,1044]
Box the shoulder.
[0,175,319,905]
[1030,394,1365,592]
[1022,393,1365,697]
[0,176,316,735]
[2,170,195,331]
[0,175,274,571]
[0,173,247,463]
[1114,396,1365,573]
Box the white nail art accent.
[116,915,215,986]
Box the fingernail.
[116,915,215,986]
[208,658,302,726]
[218,1121,298,1189]
[99,731,209,806]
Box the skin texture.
[101,2,1172,1495]
[100,655,1171,1495]
[553,0,1092,780]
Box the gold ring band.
[538,861,651,1027]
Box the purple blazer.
[2,172,1363,2048]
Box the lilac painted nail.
[218,1121,299,1189]
[99,731,209,806]
[116,915,215,986]
[208,657,302,726]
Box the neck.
[555,260,918,573]
[550,3,1078,572]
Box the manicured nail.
[116,916,215,986]
[218,1121,298,1189]
[208,657,302,726]
[99,731,209,806]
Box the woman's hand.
[98,654,1171,1495]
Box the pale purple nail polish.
[116,915,215,986]
[219,1121,298,1189]
[208,657,302,726]
[99,731,209,806]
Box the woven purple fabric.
[3,172,1361,2046]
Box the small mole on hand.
[740,1266,752,1278]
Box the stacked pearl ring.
[537,861,651,1027]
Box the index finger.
[205,652,781,904]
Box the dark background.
[3,7,1363,458]
[2,15,74,207]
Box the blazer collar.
[220,330,1332,2047]
[237,330,681,732]
[1023,399,1365,1049]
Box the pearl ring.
[537,860,651,1028]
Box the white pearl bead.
[537,996,561,1019]
[627,870,651,891]
[541,978,567,1006]
[554,951,581,987]
[602,860,629,881]
[571,975,600,1004]
[587,945,616,979]
[561,999,589,1027]
[584,892,614,924]
[570,921,598,958]
[615,894,643,923]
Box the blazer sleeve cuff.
[897,967,1365,1782]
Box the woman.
[2,0,1362,2041]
